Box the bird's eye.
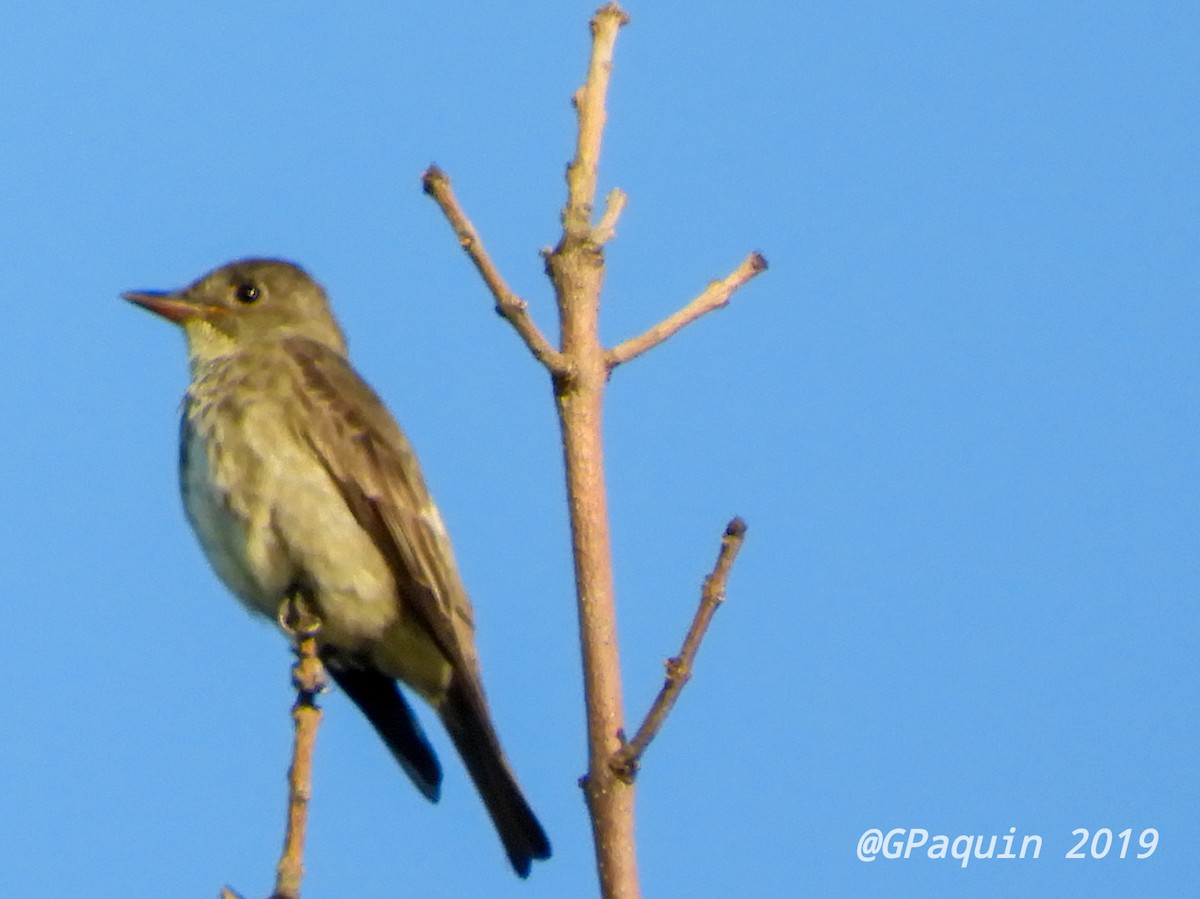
[234,282,261,304]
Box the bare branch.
[423,7,758,898]
[546,6,640,897]
[221,598,325,899]
[606,252,767,369]
[422,165,569,375]
[612,518,748,780]
[592,188,628,246]
[561,4,630,243]
[270,596,326,899]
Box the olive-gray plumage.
[124,259,550,876]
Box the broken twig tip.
[594,2,631,26]
[421,164,447,195]
[726,518,748,539]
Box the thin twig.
[561,3,630,243]
[605,252,767,369]
[612,518,748,781]
[269,596,326,899]
[422,165,569,375]
[592,188,628,245]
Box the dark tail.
[440,676,551,877]
[327,662,442,801]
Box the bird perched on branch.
[124,258,550,876]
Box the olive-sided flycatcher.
[124,258,550,876]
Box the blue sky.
[1,2,1196,897]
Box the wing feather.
[283,337,478,679]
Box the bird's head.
[123,258,348,366]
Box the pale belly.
[179,414,452,699]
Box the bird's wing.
[280,340,550,874]
[281,336,478,677]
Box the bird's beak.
[123,290,220,325]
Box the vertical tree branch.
[546,5,638,898]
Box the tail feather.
[440,677,551,877]
[327,662,442,801]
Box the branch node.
[609,728,639,783]
[610,752,638,784]
[664,655,688,681]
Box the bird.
[123,258,551,876]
